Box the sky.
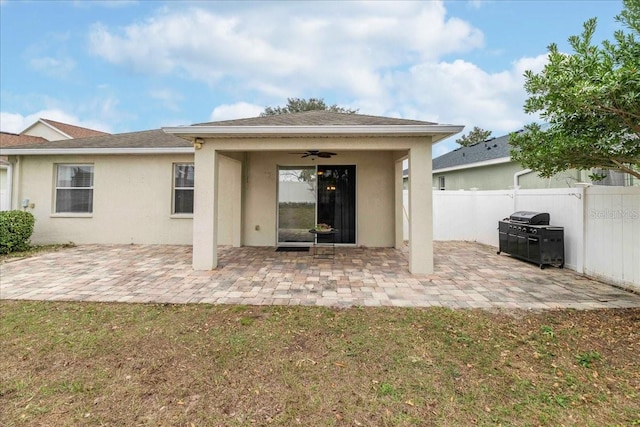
[0,0,625,156]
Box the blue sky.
[0,0,625,156]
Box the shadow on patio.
[1,241,638,309]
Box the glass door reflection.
[277,166,316,244]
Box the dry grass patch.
[1,301,639,426]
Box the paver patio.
[1,241,638,309]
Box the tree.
[261,97,358,116]
[455,126,492,147]
[510,0,640,180]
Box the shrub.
[0,210,35,254]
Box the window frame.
[53,163,94,215]
[172,163,194,216]
[438,176,446,191]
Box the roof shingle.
[0,132,47,148]
[3,129,190,150]
[195,110,437,127]
[40,119,110,138]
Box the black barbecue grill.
[497,211,564,268]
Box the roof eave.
[433,156,512,173]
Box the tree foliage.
[455,126,492,147]
[261,97,358,116]
[510,0,640,180]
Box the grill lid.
[509,211,550,225]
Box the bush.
[0,210,35,254]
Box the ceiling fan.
[289,150,337,158]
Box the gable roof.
[168,110,462,141]
[195,110,437,127]
[39,119,110,138]
[433,133,515,172]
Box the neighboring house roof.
[433,133,515,172]
[0,132,47,148]
[39,118,109,138]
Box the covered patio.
[163,111,464,274]
[2,241,639,309]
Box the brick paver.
[1,241,639,309]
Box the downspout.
[513,168,533,189]
[6,162,13,210]
[11,156,21,212]
[513,168,533,211]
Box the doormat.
[276,246,310,252]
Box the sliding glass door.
[277,167,316,244]
[277,165,356,245]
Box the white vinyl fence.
[404,186,640,290]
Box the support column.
[408,143,433,274]
[193,144,219,270]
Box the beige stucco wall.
[12,154,196,245]
[432,162,583,191]
[240,150,397,247]
[11,136,423,251]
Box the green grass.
[1,301,639,426]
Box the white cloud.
[87,1,484,98]
[0,112,29,134]
[209,102,264,121]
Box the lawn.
[1,301,638,426]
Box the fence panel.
[404,187,639,288]
[584,187,640,289]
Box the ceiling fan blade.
[317,153,332,158]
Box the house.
[0,119,108,210]
[432,132,637,191]
[2,111,463,274]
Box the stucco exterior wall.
[432,162,583,191]
[240,150,397,247]
[11,149,399,248]
[12,154,197,245]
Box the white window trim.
[54,163,94,214]
[172,163,194,215]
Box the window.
[55,164,94,213]
[173,163,194,214]
[438,176,446,190]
